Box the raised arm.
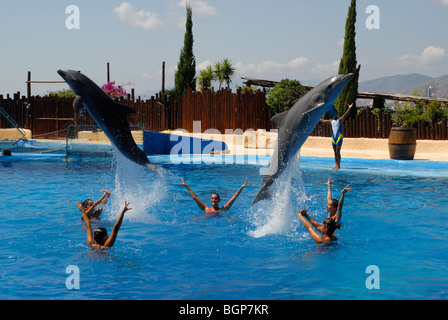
[339,103,353,124]
[324,178,333,205]
[181,178,207,211]
[222,178,248,211]
[103,202,131,248]
[77,201,96,247]
[298,210,327,244]
[334,185,351,222]
[96,190,111,211]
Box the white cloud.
[396,45,446,67]
[433,0,448,6]
[175,0,220,19]
[311,60,340,74]
[114,2,163,30]
[235,57,309,75]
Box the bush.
[266,79,308,115]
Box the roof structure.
[241,77,448,104]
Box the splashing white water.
[248,154,309,238]
[108,148,167,224]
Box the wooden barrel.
[388,127,417,160]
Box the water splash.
[108,147,167,224]
[247,154,309,238]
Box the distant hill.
[400,74,448,98]
[359,73,433,94]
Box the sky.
[0,0,447,97]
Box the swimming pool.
[1,152,447,300]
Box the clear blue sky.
[0,0,447,96]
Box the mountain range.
[359,73,448,98]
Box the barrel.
[388,127,417,160]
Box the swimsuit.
[331,119,343,146]
[206,208,223,217]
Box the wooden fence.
[312,108,448,140]
[1,91,448,140]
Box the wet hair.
[329,199,339,207]
[93,227,107,245]
[211,193,220,201]
[322,218,341,235]
[82,199,94,207]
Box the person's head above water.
[322,218,341,236]
[94,227,108,246]
[82,199,94,208]
[210,193,221,208]
[326,199,339,214]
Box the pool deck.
[163,130,448,162]
[2,129,448,162]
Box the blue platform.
[143,130,228,155]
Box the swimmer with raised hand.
[79,189,111,221]
[298,209,340,243]
[77,201,131,249]
[181,177,248,217]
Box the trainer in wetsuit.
[320,103,353,170]
[181,177,248,217]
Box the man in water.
[181,177,248,217]
[320,103,353,169]
[77,201,131,249]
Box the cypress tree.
[335,0,361,115]
[174,3,196,98]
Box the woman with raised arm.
[77,201,131,250]
[181,177,248,217]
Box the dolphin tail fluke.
[252,182,273,205]
[146,162,159,172]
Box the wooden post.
[27,71,32,99]
[107,62,110,83]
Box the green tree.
[335,0,361,116]
[174,2,196,98]
[197,66,214,91]
[220,58,236,89]
[266,79,308,115]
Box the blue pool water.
[1,152,448,300]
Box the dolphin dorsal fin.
[73,95,84,113]
[109,100,137,116]
[270,110,289,127]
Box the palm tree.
[221,58,235,88]
[213,61,224,90]
[197,66,214,91]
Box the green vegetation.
[266,79,308,115]
[174,2,196,98]
[44,88,76,98]
[391,90,448,127]
[197,58,236,91]
[334,0,361,116]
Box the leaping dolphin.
[57,69,159,171]
[252,74,353,205]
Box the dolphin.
[252,73,353,205]
[57,69,159,171]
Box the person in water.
[298,209,340,243]
[324,178,351,222]
[79,189,111,221]
[181,177,248,217]
[77,201,131,250]
[320,103,354,169]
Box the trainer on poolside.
[77,201,131,250]
[181,177,248,217]
[320,103,354,170]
